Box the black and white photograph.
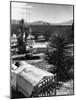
[10,1,74,99]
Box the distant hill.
[53,20,73,25]
[11,20,30,25]
[11,19,73,26]
[31,21,50,25]
[11,20,19,24]
[30,20,73,26]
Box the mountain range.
[31,20,73,26]
[11,19,73,26]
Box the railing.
[31,76,56,97]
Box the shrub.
[45,33,74,81]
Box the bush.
[45,33,74,81]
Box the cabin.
[11,61,56,97]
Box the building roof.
[11,61,54,97]
[38,35,45,40]
[27,34,35,40]
[17,61,53,86]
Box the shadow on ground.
[13,55,40,61]
[11,88,26,99]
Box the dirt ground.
[56,80,74,95]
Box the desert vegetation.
[45,33,74,81]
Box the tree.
[45,33,73,81]
[17,19,26,54]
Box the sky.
[11,2,73,23]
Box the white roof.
[17,61,53,86]
[11,61,54,97]
[38,35,45,39]
[33,42,48,48]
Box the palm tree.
[45,33,73,81]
